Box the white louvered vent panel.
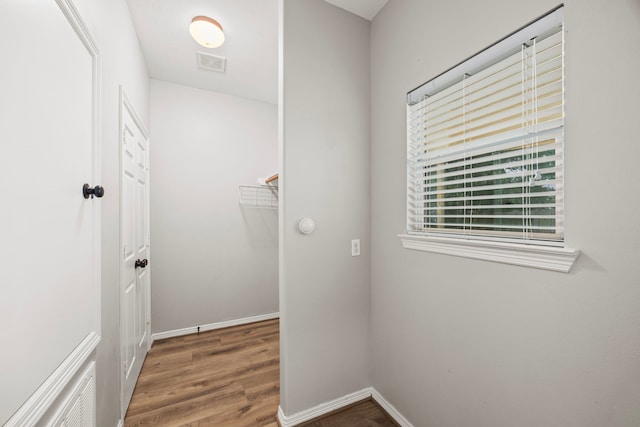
[80,376,96,427]
[63,397,83,427]
[49,363,96,427]
[197,51,227,72]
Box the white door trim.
[57,0,102,338]
[119,87,151,419]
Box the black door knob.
[135,259,148,268]
[83,184,105,199]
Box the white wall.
[72,0,150,425]
[279,0,371,416]
[370,1,640,426]
[149,79,278,334]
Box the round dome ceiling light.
[190,16,225,48]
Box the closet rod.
[265,173,279,184]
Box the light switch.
[351,239,361,256]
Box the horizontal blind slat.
[411,127,563,164]
[411,152,563,181]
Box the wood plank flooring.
[296,399,398,427]
[124,319,397,427]
[124,319,280,427]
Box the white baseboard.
[371,388,414,427]
[153,316,415,427]
[277,388,372,426]
[277,387,414,427]
[151,312,279,341]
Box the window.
[400,6,579,272]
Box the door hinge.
[124,361,128,376]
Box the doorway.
[120,88,151,418]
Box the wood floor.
[124,319,396,427]
[124,319,280,426]
[296,399,398,427]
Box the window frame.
[400,5,579,272]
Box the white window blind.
[407,7,565,246]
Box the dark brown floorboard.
[297,399,399,427]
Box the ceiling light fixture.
[190,16,225,48]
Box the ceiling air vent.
[196,51,227,73]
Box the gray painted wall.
[279,0,371,415]
[72,0,150,425]
[150,79,279,334]
[370,1,640,426]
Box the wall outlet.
[351,239,361,256]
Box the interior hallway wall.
[370,1,640,426]
[72,0,150,425]
[279,0,371,416]
[150,79,278,334]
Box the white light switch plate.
[351,239,361,256]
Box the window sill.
[398,234,579,273]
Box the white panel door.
[121,92,151,416]
[0,0,100,425]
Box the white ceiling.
[323,0,388,21]
[126,0,279,104]
[125,0,387,105]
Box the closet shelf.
[239,185,278,209]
